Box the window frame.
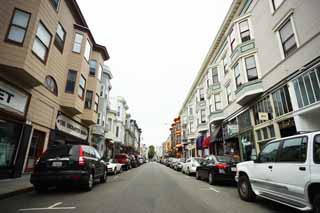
[84,39,92,62]
[5,8,31,46]
[49,0,61,11]
[65,70,77,93]
[199,88,205,101]
[234,63,241,88]
[31,21,52,63]
[214,93,222,111]
[200,109,206,123]
[78,74,86,99]
[94,93,99,113]
[226,84,232,104]
[239,20,251,43]
[245,55,258,81]
[278,18,297,58]
[229,27,236,52]
[89,60,97,76]
[44,75,58,96]
[212,67,219,84]
[271,0,285,11]
[72,33,83,54]
[54,22,66,53]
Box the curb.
[0,187,33,200]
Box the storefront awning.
[202,136,211,148]
[196,136,203,149]
[210,127,223,143]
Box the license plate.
[231,167,237,172]
[219,169,225,174]
[52,161,62,167]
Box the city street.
[0,162,302,213]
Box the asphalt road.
[0,162,302,213]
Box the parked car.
[30,144,107,192]
[138,156,145,165]
[107,159,123,175]
[129,154,138,168]
[196,155,238,185]
[170,158,179,169]
[236,131,320,212]
[115,154,131,170]
[174,158,185,171]
[182,157,203,175]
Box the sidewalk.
[0,175,33,200]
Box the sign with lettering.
[0,80,29,116]
[258,112,269,121]
[56,114,88,140]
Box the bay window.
[32,22,52,62]
[234,63,241,88]
[65,70,77,93]
[72,33,83,53]
[84,39,91,61]
[54,23,66,52]
[245,56,258,81]
[239,20,251,43]
[78,75,86,99]
[84,90,93,109]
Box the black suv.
[30,144,107,192]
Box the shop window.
[279,137,307,162]
[0,121,22,168]
[253,96,273,125]
[32,22,52,62]
[50,0,61,11]
[45,75,58,96]
[65,70,77,93]
[269,125,275,138]
[278,18,297,57]
[240,131,255,161]
[238,110,252,132]
[259,141,280,163]
[262,128,268,139]
[293,66,320,109]
[234,63,241,88]
[84,39,91,61]
[212,67,219,84]
[72,33,83,53]
[89,60,97,76]
[272,85,293,117]
[256,125,276,143]
[256,129,262,141]
[84,90,93,109]
[78,75,86,99]
[54,23,66,53]
[239,20,251,43]
[6,9,31,45]
[245,56,258,81]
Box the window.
[200,109,206,123]
[84,90,93,109]
[272,0,284,11]
[108,118,112,131]
[6,9,31,44]
[272,85,293,117]
[229,28,236,52]
[73,33,83,53]
[212,67,219,84]
[97,64,103,81]
[97,113,101,125]
[89,60,97,76]
[54,23,66,52]
[223,55,228,74]
[239,20,251,43]
[279,19,297,57]
[45,76,58,95]
[226,84,232,104]
[256,129,262,141]
[117,106,121,116]
[78,75,86,99]
[245,56,258,81]
[32,22,52,62]
[314,135,320,164]
[259,141,280,163]
[84,39,91,61]
[199,88,205,101]
[100,85,105,97]
[65,70,77,93]
[50,0,61,11]
[253,97,273,125]
[293,66,320,109]
[238,110,252,131]
[234,63,241,88]
[116,126,119,137]
[94,94,99,112]
[214,93,222,111]
[279,137,307,162]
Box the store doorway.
[25,130,46,173]
[278,118,297,138]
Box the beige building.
[0,0,109,178]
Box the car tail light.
[79,146,85,166]
[215,163,228,169]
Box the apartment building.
[90,65,113,157]
[178,0,320,161]
[0,0,109,178]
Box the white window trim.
[268,0,286,15]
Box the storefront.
[49,112,89,145]
[196,136,203,157]
[0,79,32,179]
[223,119,240,160]
[202,135,210,157]
[209,123,224,156]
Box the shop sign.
[227,124,239,136]
[56,114,88,140]
[258,112,269,121]
[0,80,29,116]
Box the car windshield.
[216,156,239,163]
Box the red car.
[115,154,131,170]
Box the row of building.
[163,0,320,161]
[0,0,142,179]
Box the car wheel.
[238,175,256,202]
[187,168,191,176]
[196,171,200,180]
[208,172,216,185]
[100,170,107,183]
[34,185,47,193]
[83,173,94,191]
[313,194,320,213]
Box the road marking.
[209,187,220,193]
[18,202,76,211]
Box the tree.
[148,145,156,159]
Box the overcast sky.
[77,0,232,147]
